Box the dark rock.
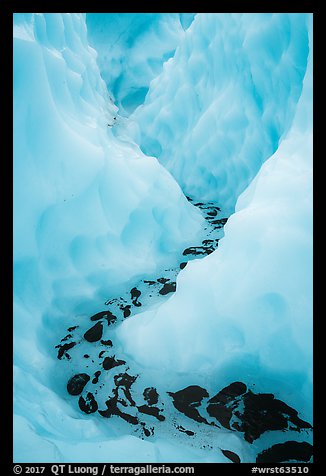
[207,382,312,443]
[104,298,119,306]
[114,373,137,388]
[207,382,247,430]
[159,282,176,295]
[130,287,142,306]
[183,246,215,256]
[210,218,228,226]
[207,210,218,217]
[90,310,112,321]
[140,422,154,437]
[114,373,138,406]
[67,373,90,396]
[103,356,126,371]
[176,425,195,436]
[137,404,165,421]
[157,277,169,284]
[67,326,78,332]
[99,396,139,425]
[84,354,90,358]
[238,391,312,443]
[120,304,131,318]
[202,239,214,246]
[144,280,157,285]
[101,339,113,346]
[55,341,76,360]
[84,322,103,342]
[207,404,233,429]
[256,441,313,463]
[92,371,101,384]
[143,387,159,405]
[180,262,187,270]
[60,333,73,342]
[209,382,247,405]
[105,313,117,325]
[79,392,98,414]
[90,310,117,325]
[131,287,141,299]
[168,385,209,424]
[143,426,151,437]
[221,449,241,463]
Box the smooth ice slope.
[13,12,204,462]
[127,13,310,211]
[86,13,195,115]
[118,26,313,434]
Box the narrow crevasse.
[13,13,313,463]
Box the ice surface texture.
[127,13,310,211]
[86,13,195,115]
[13,12,312,463]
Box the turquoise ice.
[13,13,312,463]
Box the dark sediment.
[92,371,101,384]
[102,356,126,371]
[61,334,73,342]
[67,373,90,395]
[168,385,209,424]
[159,282,176,295]
[114,373,138,406]
[235,391,312,443]
[101,339,113,346]
[183,246,215,256]
[130,287,142,306]
[79,392,98,414]
[90,310,116,323]
[99,395,139,425]
[176,425,195,436]
[55,341,76,360]
[210,218,228,227]
[221,448,241,463]
[207,382,312,443]
[120,305,131,318]
[207,382,248,430]
[84,322,103,342]
[143,387,159,406]
[137,404,165,421]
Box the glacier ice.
[118,34,313,421]
[126,13,310,212]
[13,12,313,464]
[86,13,195,115]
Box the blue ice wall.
[13,12,313,464]
[126,13,310,211]
[86,13,194,115]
